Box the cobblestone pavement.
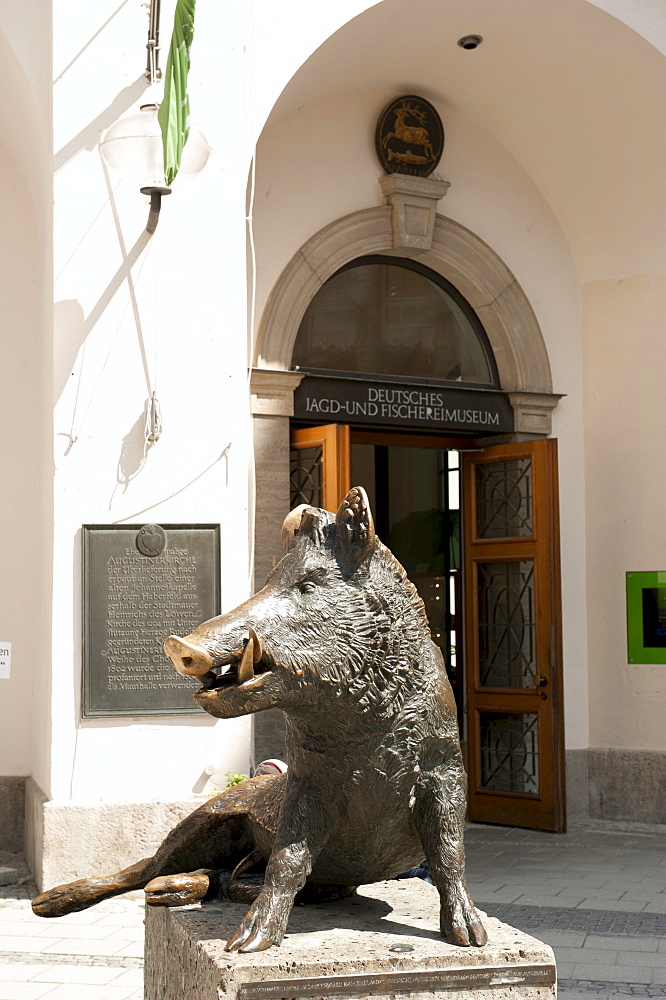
[0,820,664,998]
[465,822,666,999]
[0,854,143,999]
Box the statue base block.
[145,879,556,1000]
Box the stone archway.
[250,198,560,591]
[254,203,558,437]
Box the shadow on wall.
[54,298,85,403]
[110,409,154,507]
[53,77,147,174]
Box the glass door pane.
[477,560,536,689]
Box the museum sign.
[293,374,513,434]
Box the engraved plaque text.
[82,524,220,717]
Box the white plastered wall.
[583,276,666,749]
[0,141,50,778]
[49,0,254,807]
[0,11,51,795]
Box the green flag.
[158,0,196,186]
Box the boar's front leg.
[226,783,330,953]
[413,756,487,948]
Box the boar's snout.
[164,635,213,678]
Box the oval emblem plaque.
[136,523,166,558]
[375,95,444,177]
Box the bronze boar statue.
[33,487,487,953]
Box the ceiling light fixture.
[457,35,484,50]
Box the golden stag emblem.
[381,99,435,166]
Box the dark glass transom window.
[292,257,498,387]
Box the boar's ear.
[281,504,309,552]
[334,487,375,574]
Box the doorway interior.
[290,424,565,832]
[351,432,465,732]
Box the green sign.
[626,571,666,664]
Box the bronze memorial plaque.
[239,965,557,999]
[82,523,220,717]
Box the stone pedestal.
[145,880,556,1000]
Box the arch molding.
[256,207,553,398]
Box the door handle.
[532,673,549,700]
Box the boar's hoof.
[225,903,285,953]
[440,887,488,947]
[226,923,276,953]
[144,870,221,907]
[32,878,110,918]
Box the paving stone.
[567,886,626,900]
[0,908,41,924]
[0,964,45,983]
[0,923,49,938]
[585,935,658,952]
[0,952,143,970]
[560,877,612,889]
[579,899,647,913]
[112,941,144,959]
[110,969,144,987]
[0,869,19,887]
[32,909,107,927]
[105,926,145,942]
[513,894,587,908]
[556,947,620,965]
[30,965,125,985]
[0,937,60,953]
[620,890,666,903]
[92,912,146,928]
[559,982,666,998]
[572,964,653,985]
[40,939,135,957]
[644,901,666,913]
[537,930,587,947]
[483,902,666,936]
[0,984,59,1000]
[38,985,137,999]
[473,887,525,903]
[32,924,118,941]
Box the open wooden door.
[290,424,350,511]
[463,439,565,831]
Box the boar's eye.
[298,580,317,595]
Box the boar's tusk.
[248,627,262,663]
[237,637,256,685]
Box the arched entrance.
[251,207,564,830]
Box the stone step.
[0,866,19,886]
